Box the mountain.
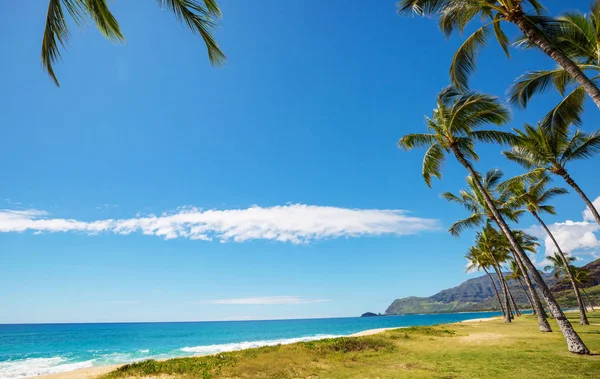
[385,271,556,315]
[551,259,600,292]
[385,259,600,315]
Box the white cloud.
[201,296,331,305]
[530,196,600,265]
[582,197,600,222]
[0,204,440,243]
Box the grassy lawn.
[101,313,600,378]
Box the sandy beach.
[30,316,499,379]
[31,365,120,379]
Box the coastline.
[29,315,499,379]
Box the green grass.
[100,313,600,379]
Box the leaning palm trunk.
[489,259,512,322]
[581,288,595,312]
[450,145,589,354]
[513,250,551,322]
[484,267,506,316]
[516,277,535,313]
[532,211,589,325]
[553,168,600,226]
[508,285,521,317]
[510,11,600,109]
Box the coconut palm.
[42,0,225,86]
[443,170,551,327]
[505,174,589,324]
[572,267,596,312]
[396,0,600,108]
[504,122,600,226]
[509,1,600,110]
[442,169,523,237]
[398,88,592,353]
[466,247,506,317]
[474,224,513,322]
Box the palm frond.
[449,213,483,237]
[85,0,124,41]
[398,133,438,150]
[158,0,226,65]
[563,130,600,162]
[42,0,71,86]
[493,14,510,58]
[503,148,540,170]
[450,25,489,90]
[396,0,445,16]
[540,87,585,134]
[470,130,518,145]
[557,12,597,62]
[508,68,574,108]
[422,143,445,187]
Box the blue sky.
[1,0,599,323]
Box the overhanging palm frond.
[563,130,600,163]
[42,0,124,86]
[158,0,226,65]
[449,213,483,237]
[398,133,438,149]
[422,143,445,187]
[85,0,124,40]
[508,68,574,108]
[42,0,71,86]
[558,12,597,62]
[470,130,518,145]
[396,0,445,16]
[540,87,585,134]
[450,25,489,90]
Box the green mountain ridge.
[385,259,600,315]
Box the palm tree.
[42,0,225,86]
[505,174,589,324]
[443,170,551,327]
[504,122,600,226]
[474,224,513,322]
[466,247,506,317]
[509,1,600,110]
[396,0,600,108]
[399,87,589,353]
[572,267,596,312]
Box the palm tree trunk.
[511,12,600,109]
[508,284,521,317]
[489,256,512,322]
[555,168,600,226]
[532,211,589,325]
[513,250,550,321]
[517,277,535,313]
[484,267,506,316]
[582,288,595,312]
[451,145,589,353]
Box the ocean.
[0,311,502,379]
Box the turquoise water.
[0,312,501,379]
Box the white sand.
[32,365,121,379]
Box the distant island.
[383,259,600,315]
[360,312,381,317]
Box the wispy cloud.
[0,204,440,243]
[201,296,331,305]
[529,196,600,266]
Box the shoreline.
[29,316,499,379]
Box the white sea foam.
[180,334,340,355]
[0,357,94,379]
[138,349,150,353]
